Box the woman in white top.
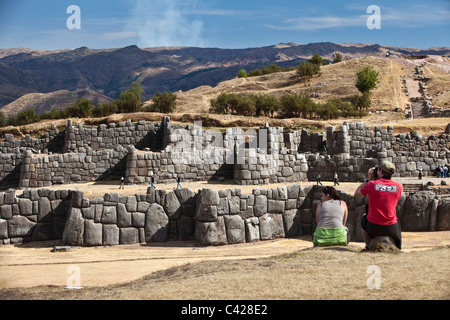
[313,186,349,246]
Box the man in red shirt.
[354,160,403,250]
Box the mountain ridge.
[0,42,449,116]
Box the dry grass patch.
[1,245,448,300]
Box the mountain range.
[1,42,449,115]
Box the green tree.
[297,62,320,78]
[355,66,379,95]
[255,95,280,117]
[333,52,343,63]
[150,91,177,113]
[309,52,324,66]
[237,69,248,78]
[118,81,145,113]
[280,94,313,118]
[349,94,371,118]
[0,112,5,127]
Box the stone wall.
[1,186,448,246]
[2,117,450,189]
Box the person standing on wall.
[119,176,125,189]
[354,161,403,251]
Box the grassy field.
[1,244,448,300]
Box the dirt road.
[1,231,449,290]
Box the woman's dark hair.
[322,186,341,200]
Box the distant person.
[119,176,125,189]
[151,176,156,189]
[176,176,182,189]
[313,186,349,247]
[354,161,403,251]
[334,172,340,186]
[418,167,423,180]
[439,165,444,177]
[444,165,448,178]
[316,174,323,186]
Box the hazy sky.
[0,0,449,50]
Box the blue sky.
[0,0,449,50]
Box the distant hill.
[0,42,449,115]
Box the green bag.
[313,227,348,247]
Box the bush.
[117,81,144,113]
[148,91,177,113]
[237,69,248,78]
[297,61,320,78]
[255,95,280,117]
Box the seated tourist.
[313,186,349,247]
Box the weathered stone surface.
[436,198,450,231]
[84,220,102,246]
[201,188,220,206]
[195,216,227,246]
[177,215,195,240]
[145,203,169,242]
[254,195,267,217]
[0,219,7,239]
[31,223,55,241]
[18,199,33,216]
[268,200,285,213]
[195,204,217,222]
[401,191,436,231]
[120,228,139,244]
[174,188,195,205]
[62,208,84,246]
[131,212,145,228]
[117,203,132,228]
[103,224,119,246]
[37,198,52,223]
[283,209,302,237]
[164,191,182,220]
[245,217,260,242]
[368,236,400,252]
[259,214,285,240]
[102,206,117,224]
[224,215,245,244]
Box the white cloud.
[124,0,204,47]
[267,4,450,31]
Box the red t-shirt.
[360,178,402,225]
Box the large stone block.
[164,191,182,220]
[201,188,220,206]
[254,195,267,217]
[145,203,169,242]
[224,215,245,244]
[195,204,218,222]
[120,228,139,245]
[259,214,285,240]
[102,206,117,224]
[245,217,260,242]
[103,224,119,246]
[18,199,33,216]
[401,191,436,231]
[62,208,84,246]
[195,217,227,246]
[84,220,103,246]
[117,203,132,228]
[268,200,285,213]
[436,198,450,231]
